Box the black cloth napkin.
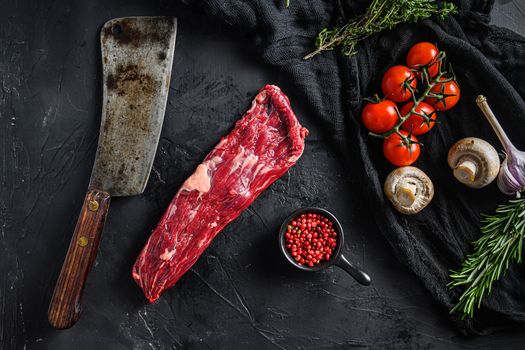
[180,0,525,334]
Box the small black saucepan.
[278,207,371,285]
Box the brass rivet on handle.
[88,200,99,212]
[78,236,89,247]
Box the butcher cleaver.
[48,16,177,329]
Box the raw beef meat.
[132,85,308,302]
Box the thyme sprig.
[368,51,455,148]
[304,0,457,59]
[448,198,525,319]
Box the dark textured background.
[1,0,524,349]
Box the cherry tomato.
[425,80,460,111]
[407,42,440,77]
[381,65,417,103]
[383,131,420,166]
[400,101,436,135]
[361,99,399,134]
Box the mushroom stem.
[454,158,478,183]
[447,137,500,189]
[395,181,417,206]
[384,166,434,215]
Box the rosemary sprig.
[448,198,525,318]
[304,0,457,59]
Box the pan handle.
[334,254,371,286]
[48,189,110,329]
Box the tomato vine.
[368,51,456,149]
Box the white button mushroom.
[384,166,434,215]
[447,137,500,189]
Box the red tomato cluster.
[361,42,461,166]
[284,212,337,267]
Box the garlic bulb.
[476,95,525,196]
[497,149,525,196]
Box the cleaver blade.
[92,16,177,196]
[48,16,177,329]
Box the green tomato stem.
[372,51,455,148]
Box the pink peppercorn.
[284,212,337,267]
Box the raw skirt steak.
[132,85,308,302]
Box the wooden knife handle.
[48,189,111,329]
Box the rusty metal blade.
[89,16,177,196]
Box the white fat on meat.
[208,156,222,170]
[160,248,176,261]
[253,162,269,177]
[240,153,259,173]
[181,163,212,193]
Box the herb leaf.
[448,198,525,318]
[304,0,457,59]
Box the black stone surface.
[1,0,524,349]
